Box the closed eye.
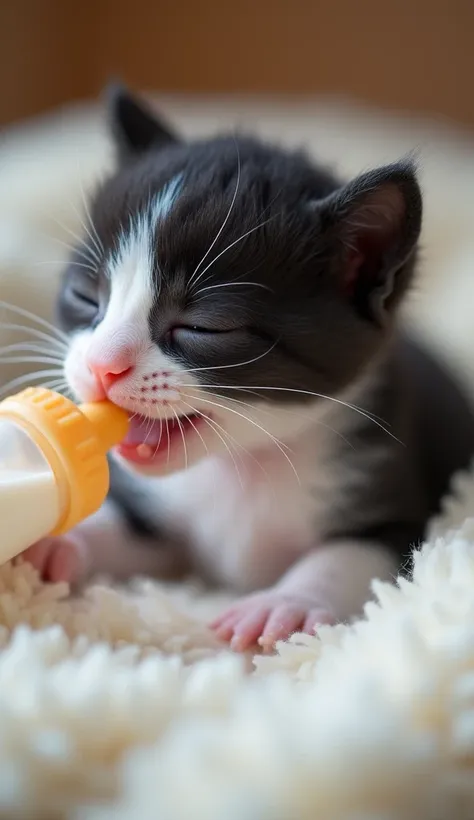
[69,282,99,310]
[174,324,237,334]
[71,288,99,307]
[167,323,244,350]
[169,324,276,348]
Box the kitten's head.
[59,85,422,474]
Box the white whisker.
[34,259,97,276]
[48,214,102,268]
[183,399,275,496]
[151,425,164,458]
[204,415,245,490]
[165,417,171,466]
[47,377,68,388]
[181,392,290,451]
[0,369,66,397]
[180,391,301,485]
[77,183,104,261]
[138,414,149,431]
[0,356,63,366]
[187,142,241,291]
[198,412,244,490]
[0,325,67,352]
[0,342,65,359]
[47,380,74,399]
[180,383,397,442]
[0,302,69,345]
[171,407,188,470]
[50,235,100,270]
[194,281,273,297]
[198,388,355,450]
[190,216,276,291]
[180,405,210,461]
[177,401,218,515]
[143,415,156,446]
[178,340,278,376]
[191,191,283,296]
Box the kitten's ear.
[105,83,179,162]
[317,161,422,323]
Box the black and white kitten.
[23,87,474,651]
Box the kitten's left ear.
[317,161,422,323]
[105,83,179,162]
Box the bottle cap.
[0,388,129,534]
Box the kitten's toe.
[19,534,87,584]
[228,606,273,651]
[212,590,336,653]
[257,603,309,650]
[19,539,52,576]
[303,609,336,636]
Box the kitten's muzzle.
[87,358,134,394]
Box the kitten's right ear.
[105,83,179,162]
[314,160,422,324]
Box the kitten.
[23,86,474,651]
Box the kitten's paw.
[18,533,87,585]
[211,590,336,653]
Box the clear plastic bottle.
[0,387,129,563]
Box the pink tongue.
[123,415,164,448]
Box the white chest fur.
[156,435,324,592]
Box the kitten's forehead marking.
[101,173,184,340]
[105,172,184,281]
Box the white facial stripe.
[97,174,184,350]
[104,223,153,348]
[149,173,183,226]
[106,172,183,280]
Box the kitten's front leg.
[19,502,186,585]
[211,541,398,651]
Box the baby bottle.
[0,387,128,563]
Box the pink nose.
[88,357,134,392]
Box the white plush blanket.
[0,470,473,818]
[1,96,474,818]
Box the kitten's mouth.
[117,411,206,466]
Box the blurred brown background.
[1,0,473,128]
[1,0,474,399]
